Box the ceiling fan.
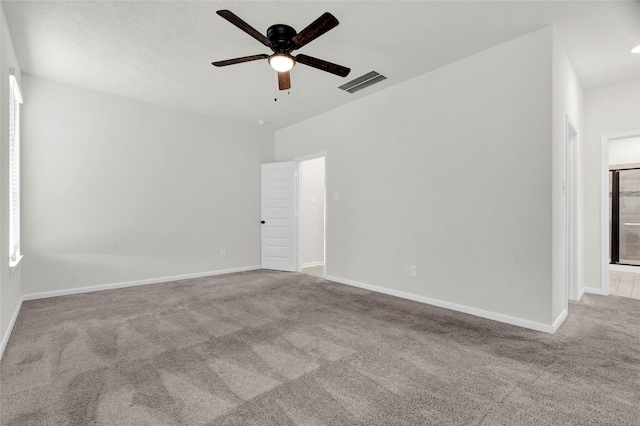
[212,10,351,91]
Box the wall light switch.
[410,266,417,277]
[403,265,410,276]
[333,192,340,201]
[220,250,226,258]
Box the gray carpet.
[1,270,639,425]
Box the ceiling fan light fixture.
[632,45,640,54]
[213,10,349,90]
[269,54,295,72]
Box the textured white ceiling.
[554,1,640,89]
[3,1,639,130]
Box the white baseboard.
[577,286,587,300]
[22,266,261,301]
[0,296,24,361]
[325,275,562,334]
[576,286,606,300]
[551,309,568,332]
[609,264,640,273]
[1,265,261,361]
[581,286,606,297]
[301,261,325,268]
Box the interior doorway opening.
[297,154,326,278]
[601,132,640,298]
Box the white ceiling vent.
[338,71,387,94]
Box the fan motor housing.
[267,24,297,53]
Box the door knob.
[261,220,265,224]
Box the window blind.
[9,72,22,266]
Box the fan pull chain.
[273,86,291,101]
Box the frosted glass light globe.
[269,54,295,72]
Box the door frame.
[601,130,640,295]
[294,151,327,275]
[566,115,579,304]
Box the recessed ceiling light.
[632,45,640,54]
[258,120,269,126]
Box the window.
[9,70,22,268]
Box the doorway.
[608,165,640,300]
[296,154,326,277]
[601,132,640,296]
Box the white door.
[261,161,296,271]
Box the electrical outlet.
[403,265,410,276]
[220,250,226,258]
[410,266,417,277]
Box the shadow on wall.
[21,253,234,294]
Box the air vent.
[338,71,387,94]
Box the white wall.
[21,75,274,294]
[609,137,640,166]
[299,157,325,267]
[0,3,23,348]
[551,30,583,319]
[583,78,640,291]
[276,28,556,327]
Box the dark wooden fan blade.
[217,10,271,47]
[278,71,291,90]
[291,12,339,49]
[212,54,269,67]
[296,54,350,77]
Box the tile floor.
[301,265,325,278]
[609,270,640,299]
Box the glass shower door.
[612,168,640,266]
[619,169,640,265]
